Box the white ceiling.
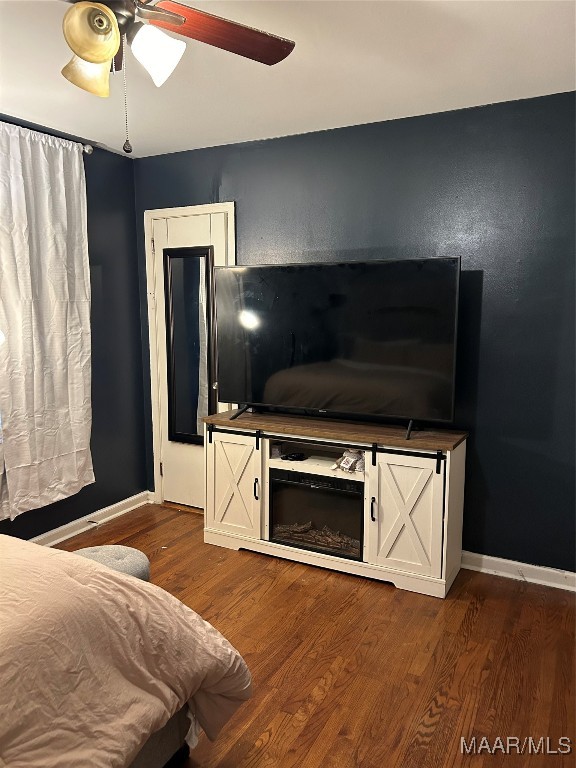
[0,1,574,158]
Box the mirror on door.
[163,245,216,444]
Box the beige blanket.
[0,535,251,767]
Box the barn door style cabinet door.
[205,432,262,538]
[366,452,445,578]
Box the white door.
[145,203,235,508]
[367,452,444,577]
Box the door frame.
[144,203,236,503]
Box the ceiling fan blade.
[149,1,295,65]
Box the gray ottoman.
[74,545,150,581]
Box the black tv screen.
[214,258,460,423]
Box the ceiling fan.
[60,0,295,98]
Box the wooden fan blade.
[149,1,295,65]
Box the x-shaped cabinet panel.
[205,432,261,538]
[368,452,444,578]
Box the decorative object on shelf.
[331,449,365,473]
[60,0,295,97]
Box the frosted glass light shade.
[129,24,186,87]
[62,1,120,63]
[61,55,112,97]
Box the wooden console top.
[204,409,467,452]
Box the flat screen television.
[214,257,460,424]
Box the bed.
[0,534,252,768]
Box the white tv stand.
[204,410,467,598]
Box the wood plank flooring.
[57,504,575,768]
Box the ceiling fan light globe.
[129,24,186,87]
[61,55,111,97]
[62,1,120,64]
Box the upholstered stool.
[74,545,150,581]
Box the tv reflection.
[262,338,454,422]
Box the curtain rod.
[0,115,96,155]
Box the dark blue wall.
[0,119,147,539]
[134,93,575,572]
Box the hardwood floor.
[58,504,575,767]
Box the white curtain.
[0,122,94,521]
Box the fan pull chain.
[122,35,133,154]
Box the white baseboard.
[462,551,576,592]
[31,491,154,548]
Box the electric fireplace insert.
[268,468,364,561]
